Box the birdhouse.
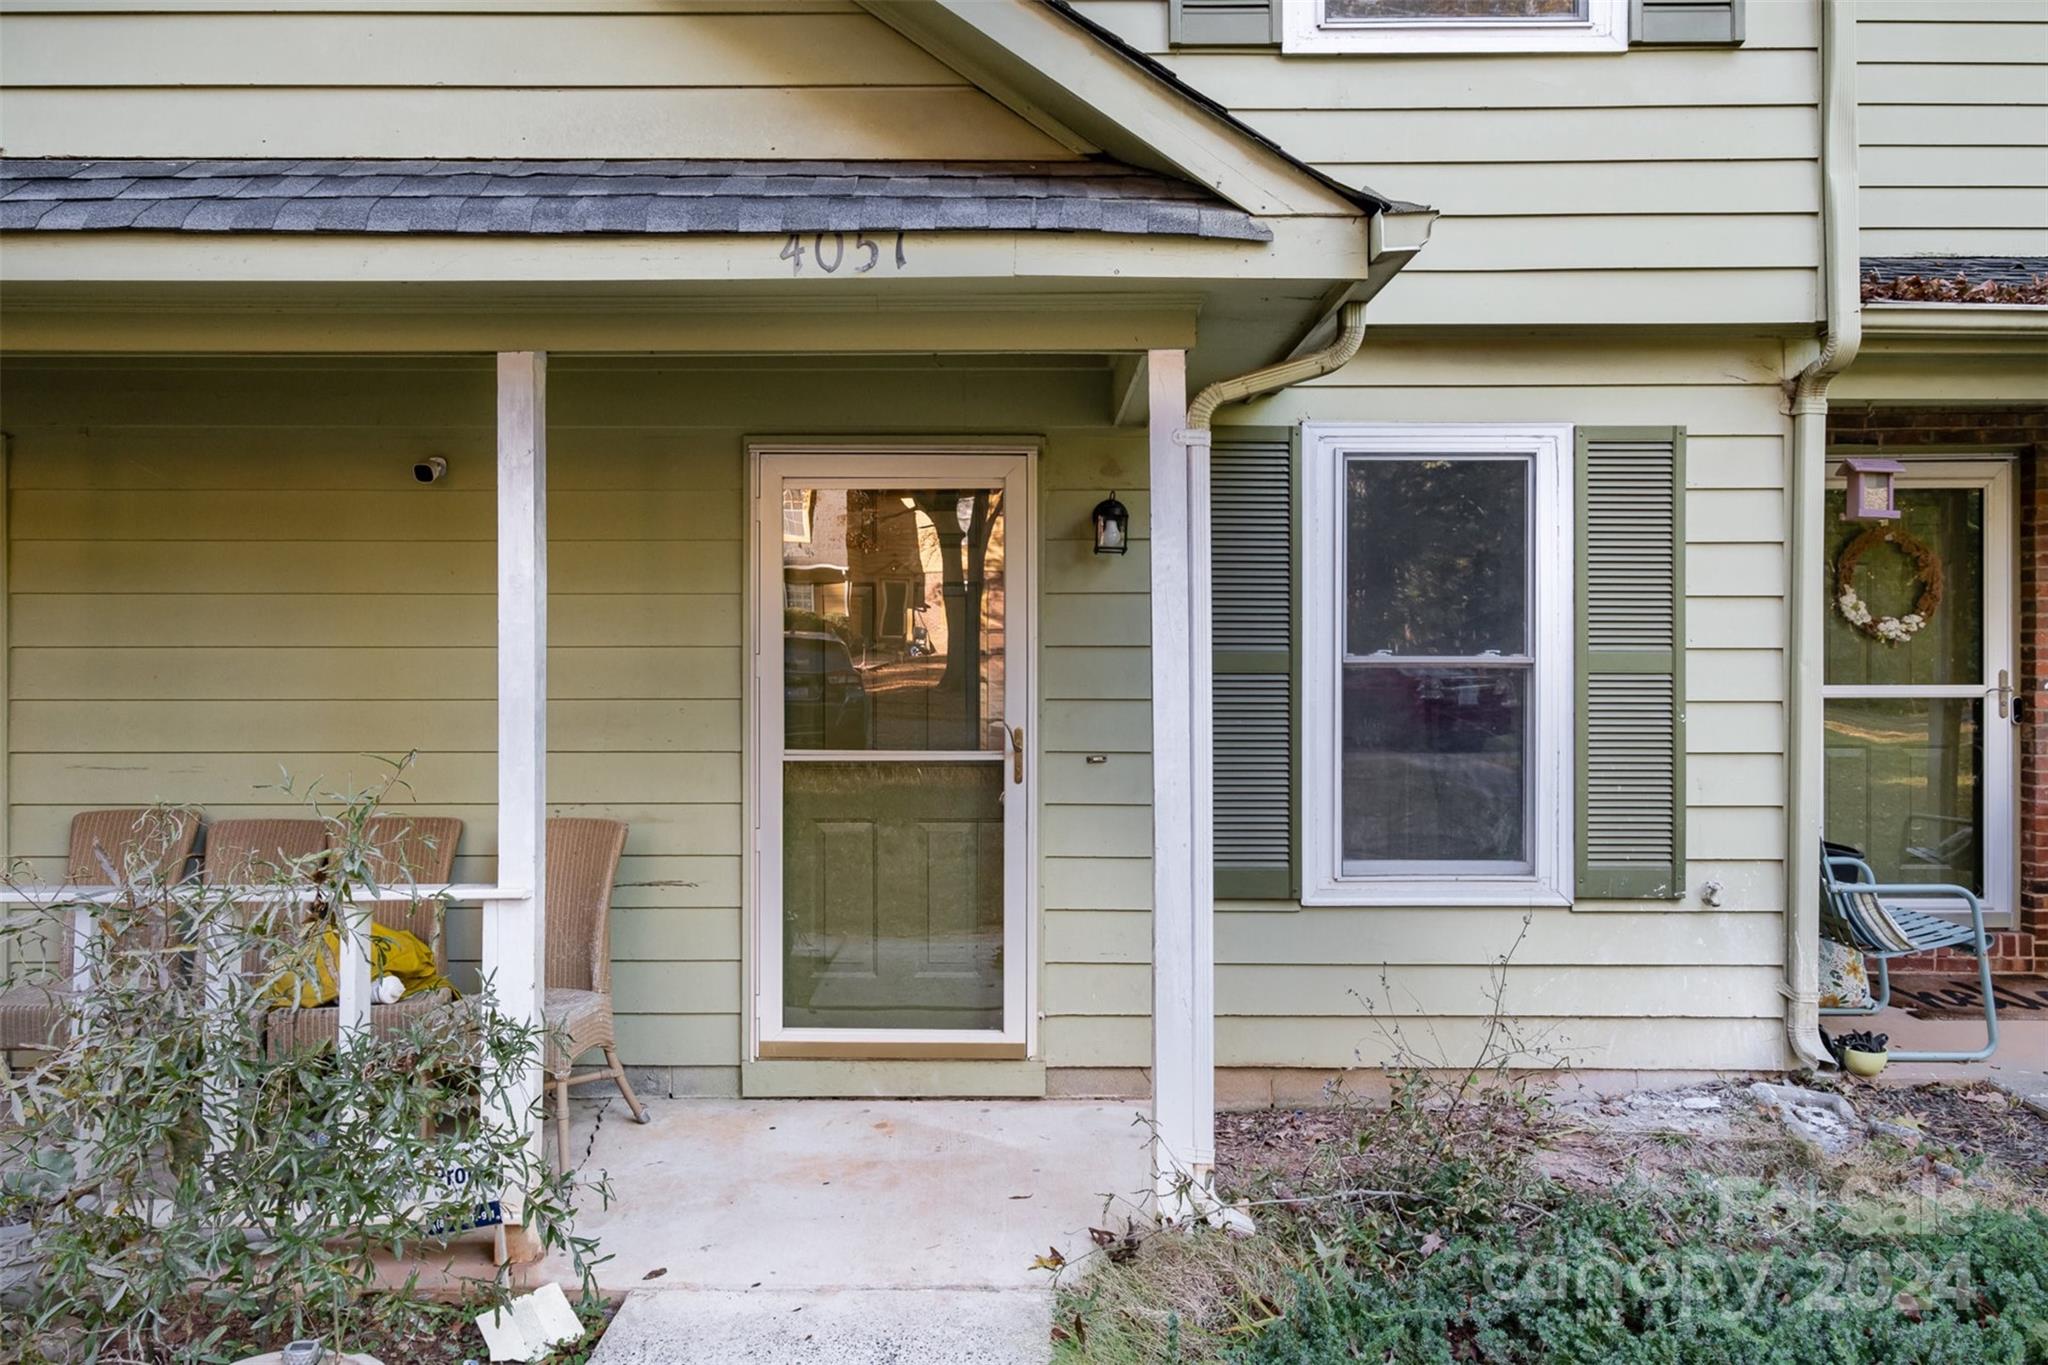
[1836,457,1905,522]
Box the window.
[1280,0,1626,53]
[1301,424,1572,905]
[782,488,813,543]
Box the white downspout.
[1784,0,1862,1070]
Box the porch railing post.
[491,351,549,1227]
[1147,348,1215,1208]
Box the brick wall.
[1828,406,2046,976]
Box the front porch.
[545,1096,1151,1291]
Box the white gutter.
[1784,0,1862,1071]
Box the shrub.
[0,767,600,1362]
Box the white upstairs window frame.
[1280,0,1626,54]
[1300,423,1574,908]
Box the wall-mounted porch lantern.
[1092,493,1130,555]
[1835,456,1905,522]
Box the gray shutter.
[1170,0,1282,46]
[1576,427,1687,900]
[1631,0,1744,45]
[1212,427,1297,901]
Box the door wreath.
[1834,525,1943,645]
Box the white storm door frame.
[1822,458,2017,922]
[747,445,1037,1055]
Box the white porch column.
[1147,348,1216,1204]
[490,351,549,1207]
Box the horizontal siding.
[1856,3,2048,255]
[3,356,1142,1077]
[1146,336,1793,1077]
[2,340,1796,1078]
[1068,0,1821,328]
[0,5,1072,159]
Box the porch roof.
[0,157,1272,242]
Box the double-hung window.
[1279,0,1627,53]
[1301,424,1572,906]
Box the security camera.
[413,456,448,484]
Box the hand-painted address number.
[779,231,908,276]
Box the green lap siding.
[0,356,1150,1084]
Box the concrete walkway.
[553,1099,1153,1364]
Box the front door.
[751,447,1031,1057]
[1823,459,2018,917]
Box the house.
[0,0,2041,1230]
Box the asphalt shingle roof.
[0,158,1273,242]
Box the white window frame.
[1280,0,1626,54]
[1301,423,1574,908]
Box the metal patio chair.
[0,808,201,1068]
[543,817,651,1172]
[1819,838,1997,1063]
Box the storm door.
[751,448,1031,1056]
[1822,459,2018,918]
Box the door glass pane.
[783,487,1006,751]
[1346,457,1528,657]
[1824,487,1982,687]
[1341,665,1528,865]
[782,762,1004,1031]
[1824,697,1984,894]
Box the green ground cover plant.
[1053,929,2048,1364]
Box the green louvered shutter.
[1170,0,1281,46]
[1631,0,1744,45]
[1576,427,1687,900]
[1212,428,1297,900]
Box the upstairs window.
[1280,0,1626,52]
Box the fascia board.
[857,0,1363,220]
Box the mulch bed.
[1863,1081,2048,1190]
[1890,973,2048,1020]
[1216,1107,1358,1194]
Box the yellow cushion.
[270,920,453,1009]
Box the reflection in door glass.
[1824,697,1984,894]
[781,487,1006,752]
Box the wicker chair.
[263,815,465,1054]
[0,808,201,1066]
[543,817,650,1171]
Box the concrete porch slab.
[590,1287,1053,1365]
[543,1098,1154,1294]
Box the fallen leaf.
[1418,1231,1444,1257]
[1089,1227,1118,1248]
[1031,1246,1066,1272]
[642,1267,667,1281]
[1007,1193,1032,1201]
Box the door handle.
[1991,669,2013,720]
[1009,726,1025,784]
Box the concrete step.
[590,1287,1054,1365]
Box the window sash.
[1321,0,1590,28]
[1282,0,1626,53]
[1301,423,1573,907]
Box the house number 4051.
[779,231,908,275]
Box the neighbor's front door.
[752,447,1031,1057]
[1822,459,2018,917]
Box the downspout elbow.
[1183,299,1370,439]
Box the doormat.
[1890,974,2048,1020]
